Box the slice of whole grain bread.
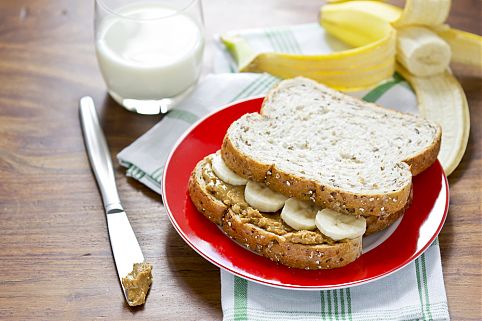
[221,77,441,217]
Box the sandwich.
[189,77,441,269]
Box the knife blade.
[79,96,145,302]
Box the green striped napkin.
[222,241,448,321]
[118,23,449,321]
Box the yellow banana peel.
[326,0,451,27]
[221,21,396,91]
[320,1,399,47]
[398,67,470,176]
[436,27,482,70]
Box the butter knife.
[79,96,145,303]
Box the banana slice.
[280,198,318,230]
[244,181,287,212]
[315,209,366,241]
[397,26,451,77]
[211,153,247,186]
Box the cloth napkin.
[117,23,450,321]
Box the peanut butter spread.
[202,161,335,245]
[121,262,153,306]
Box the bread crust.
[364,194,410,235]
[404,131,441,176]
[221,77,441,217]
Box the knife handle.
[79,96,122,213]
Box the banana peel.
[398,67,470,175]
[326,0,450,26]
[436,27,482,70]
[221,24,396,91]
[320,1,399,47]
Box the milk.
[96,3,204,102]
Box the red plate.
[162,97,449,290]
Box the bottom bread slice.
[188,154,368,269]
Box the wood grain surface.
[0,0,480,320]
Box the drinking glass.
[95,0,205,114]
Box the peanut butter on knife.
[122,262,153,306]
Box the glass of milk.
[95,0,205,114]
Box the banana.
[315,209,366,241]
[280,198,317,231]
[398,68,470,175]
[221,13,396,91]
[244,181,288,212]
[211,153,247,186]
[393,0,451,27]
[397,26,451,77]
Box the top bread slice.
[222,77,441,217]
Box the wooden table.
[0,0,480,320]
